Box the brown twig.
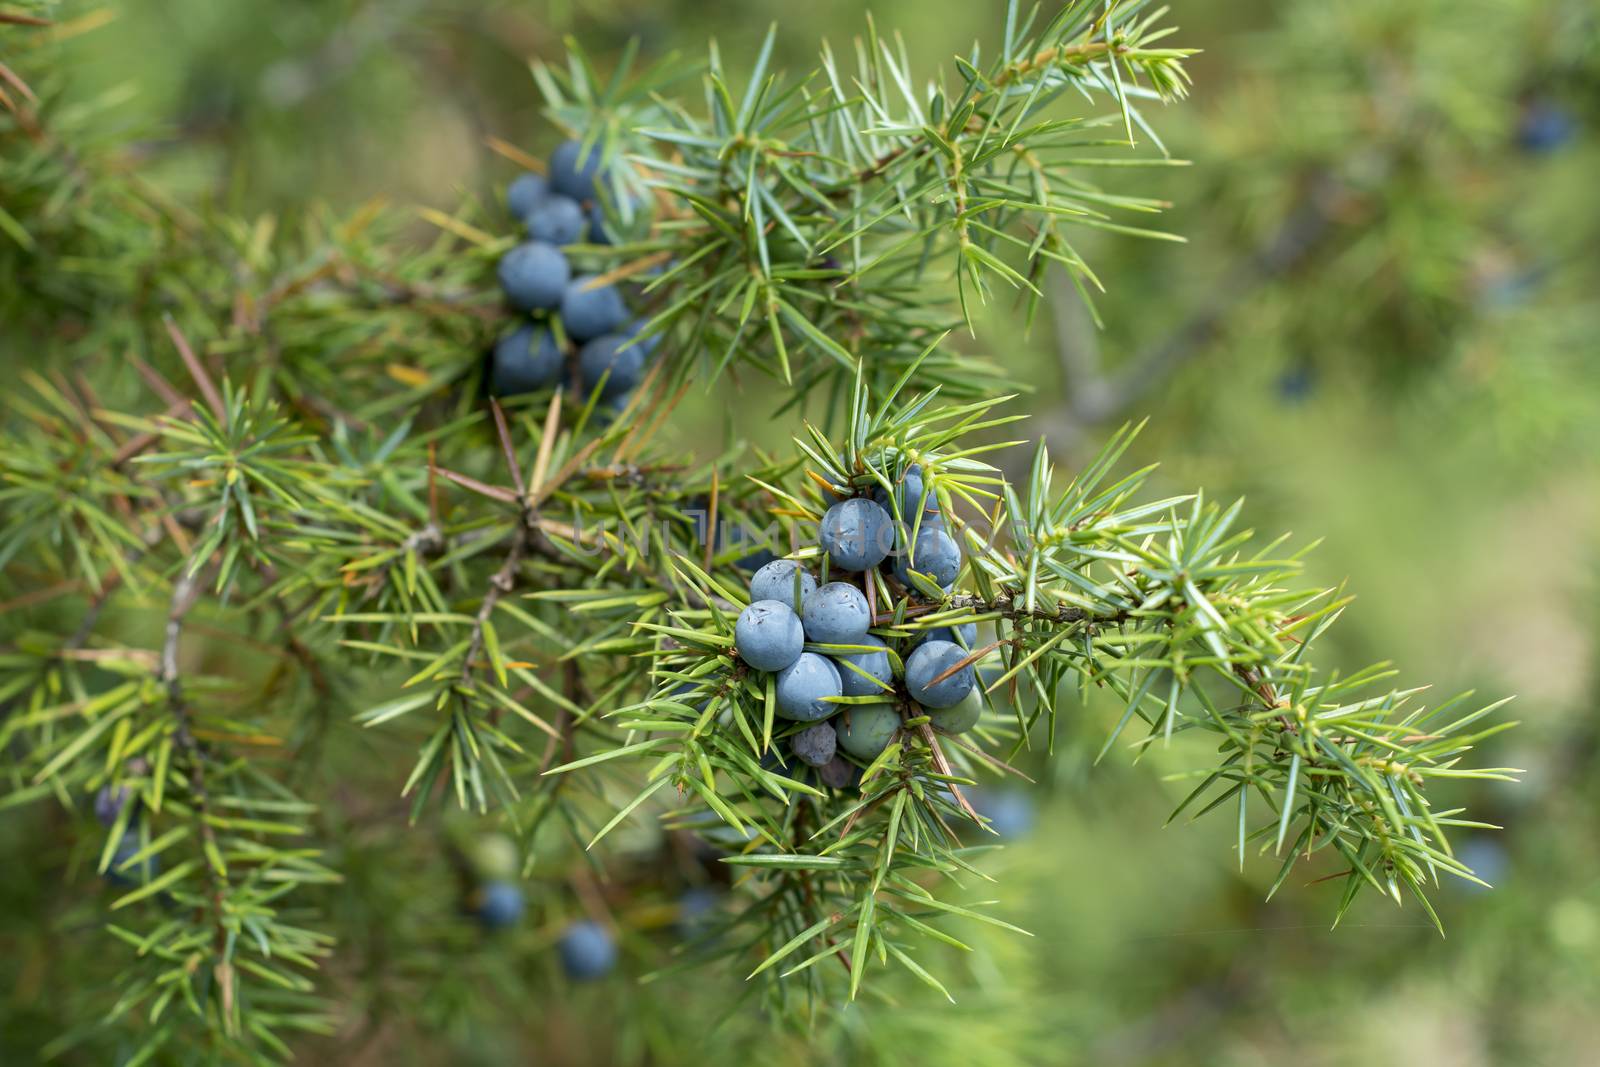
[877,592,1135,629]
[359,522,445,602]
[162,314,226,423]
[993,39,1120,87]
[702,469,720,574]
[926,639,1004,688]
[461,517,532,684]
[936,730,1036,784]
[0,58,38,108]
[487,398,524,495]
[792,804,853,974]
[918,723,981,823]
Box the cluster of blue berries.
[815,463,964,592]
[491,139,656,407]
[732,466,981,782]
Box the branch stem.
[462,513,533,683]
[159,561,235,1005]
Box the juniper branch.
[0,2,1520,1056]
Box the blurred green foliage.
[3,0,1597,1064]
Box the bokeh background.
[4,1,1598,1064]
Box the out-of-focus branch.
[1046,170,1347,448]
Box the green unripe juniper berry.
[835,704,900,759]
[468,833,520,882]
[925,687,982,734]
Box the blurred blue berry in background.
[1453,836,1509,894]
[968,787,1036,840]
[475,880,526,929]
[558,919,617,980]
[1275,364,1315,404]
[1516,99,1576,155]
[675,886,722,941]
